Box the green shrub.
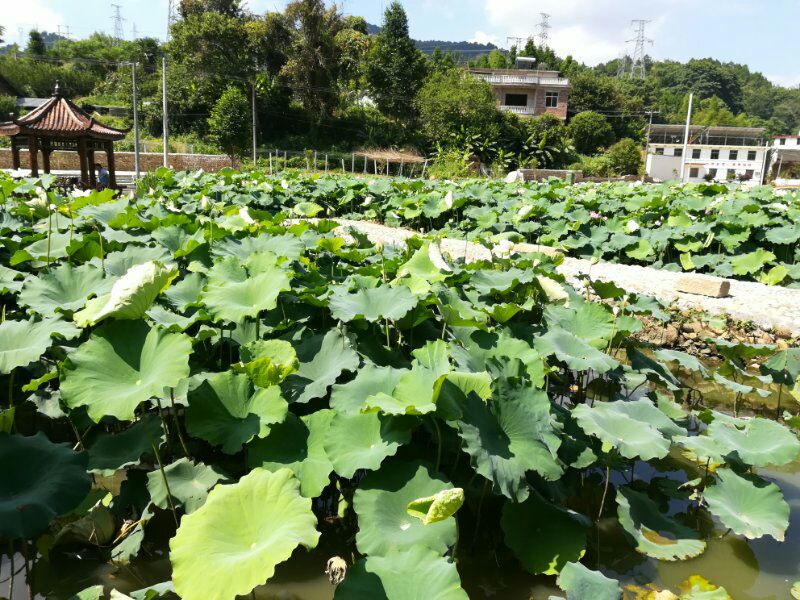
[605,138,643,176]
[428,148,473,179]
[570,154,613,178]
[567,111,615,155]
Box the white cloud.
[482,0,687,65]
[766,73,800,89]
[470,31,501,46]
[2,0,62,43]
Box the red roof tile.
[0,91,127,141]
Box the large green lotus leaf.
[151,225,205,257]
[407,488,464,525]
[330,363,407,413]
[364,341,452,415]
[202,253,291,322]
[543,302,615,349]
[328,283,418,322]
[454,380,562,501]
[0,317,80,374]
[616,487,705,561]
[534,328,620,374]
[240,339,298,387]
[395,241,450,294]
[469,268,533,294]
[354,460,457,556]
[324,411,413,478]
[0,432,91,538]
[761,347,800,384]
[247,410,335,498]
[87,414,163,476]
[212,233,304,262]
[556,562,621,600]
[164,272,206,311]
[74,261,178,326]
[704,468,789,541]
[186,370,287,454]
[170,468,319,600]
[61,320,192,422]
[11,231,72,265]
[101,247,171,278]
[501,492,588,575]
[18,262,107,315]
[334,545,468,600]
[731,249,775,275]
[147,458,225,514]
[707,417,800,467]
[573,399,673,461]
[284,329,359,403]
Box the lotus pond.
[0,172,799,600]
[138,169,800,287]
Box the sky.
[3,0,799,87]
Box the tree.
[430,48,456,74]
[179,0,243,19]
[567,111,615,154]
[416,69,498,150]
[365,2,427,121]
[487,50,508,69]
[0,26,5,45]
[605,138,642,175]
[281,0,345,119]
[27,30,47,56]
[208,86,250,164]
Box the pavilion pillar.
[77,138,89,188]
[87,148,96,188]
[42,144,52,174]
[106,142,117,189]
[10,137,20,170]
[29,136,39,177]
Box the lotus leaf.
[501,492,588,574]
[354,460,457,556]
[707,417,800,467]
[0,432,91,538]
[329,283,418,322]
[61,320,192,421]
[284,328,359,403]
[170,468,319,600]
[87,414,163,475]
[556,562,621,600]
[0,317,80,374]
[147,458,225,514]
[18,262,107,315]
[324,411,413,477]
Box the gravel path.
[328,219,800,336]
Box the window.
[708,168,718,179]
[747,150,757,161]
[729,150,738,160]
[655,147,664,155]
[710,149,720,160]
[692,148,701,159]
[689,167,699,178]
[780,138,787,145]
[744,170,755,180]
[504,93,528,107]
[673,148,683,157]
[545,91,559,108]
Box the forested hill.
[365,22,497,56]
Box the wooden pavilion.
[0,82,127,188]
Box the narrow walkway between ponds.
[327,219,800,337]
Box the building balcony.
[500,105,537,116]
[474,73,570,87]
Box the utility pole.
[162,56,169,168]
[643,108,659,162]
[111,4,125,45]
[251,83,257,164]
[506,36,526,48]
[628,20,653,79]
[537,13,551,49]
[131,62,140,179]
[680,93,694,183]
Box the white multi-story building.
[645,125,768,184]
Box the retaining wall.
[0,149,233,172]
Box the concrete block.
[675,275,730,298]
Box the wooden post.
[422,159,429,178]
[283,151,287,170]
[363,155,367,174]
[88,148,97,188]
[42,146,51,174]
[314,151,317,172]
[325,154,328,173]
[78,138,89,187]
[106,142,117,189]
[400,159,404,177]
[374,160,377,175]
[29,136,39,177]
[351,153,355,173]
[269,153,273,175]
[10,137,20,170]
[341,159,345,172]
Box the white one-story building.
[769,133,800,186]
[645,125,768,184]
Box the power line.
[628,19,652,79]
[538,13,551,49]
[111,4,126,45]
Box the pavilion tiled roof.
[0,85,127,141]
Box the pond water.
[3,378,798,600]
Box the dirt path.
[329,219,800,337]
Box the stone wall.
[0,148,233,173]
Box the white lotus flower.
[626,219,640,233]
[238,206,255,224]
[444,190,454,209]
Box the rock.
[662,324,680,345]
[774,327,793,340]
[326,556,347,585]
[675,275,731,298]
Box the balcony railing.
[500,105,536,115]
[474,73,570,87]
